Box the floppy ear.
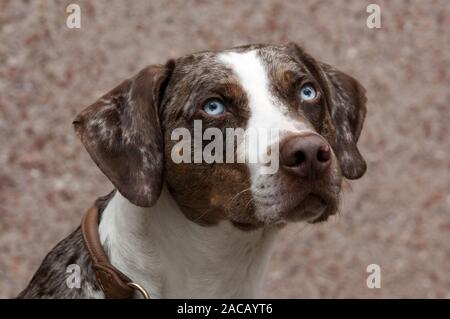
[288,43,367,179]
[73,63,173,206]
[319,63,367,179]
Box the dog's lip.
[231,193,334,228]
[282,193,329,222]
[231,219,263,231]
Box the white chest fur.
[97,188,278,298]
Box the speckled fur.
[17,192,115,299]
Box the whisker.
[192,205,214,223]
[228,187,251,205]
[244,197,255,212]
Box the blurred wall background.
[0,0,449,298]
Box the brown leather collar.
[81,206,150,299]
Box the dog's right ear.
[73,62,174,207]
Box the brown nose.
[280,134,331,180]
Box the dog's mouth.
[282,193,330,223]
[231,220,263,231]
[230,193,335,230]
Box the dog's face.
[74,44,367,230]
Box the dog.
[18,43,367,298]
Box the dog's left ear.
[73,62,174,207]
[288,43,367,179]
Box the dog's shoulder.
[17,226,99,298]
[17,191,115,299]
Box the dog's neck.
[97,188,279,298]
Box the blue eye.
[203,99,225,116]
[300,84,317,101]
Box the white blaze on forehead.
[218,50,308,135]
[218,50,310,175]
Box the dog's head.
[74,43,367,230]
